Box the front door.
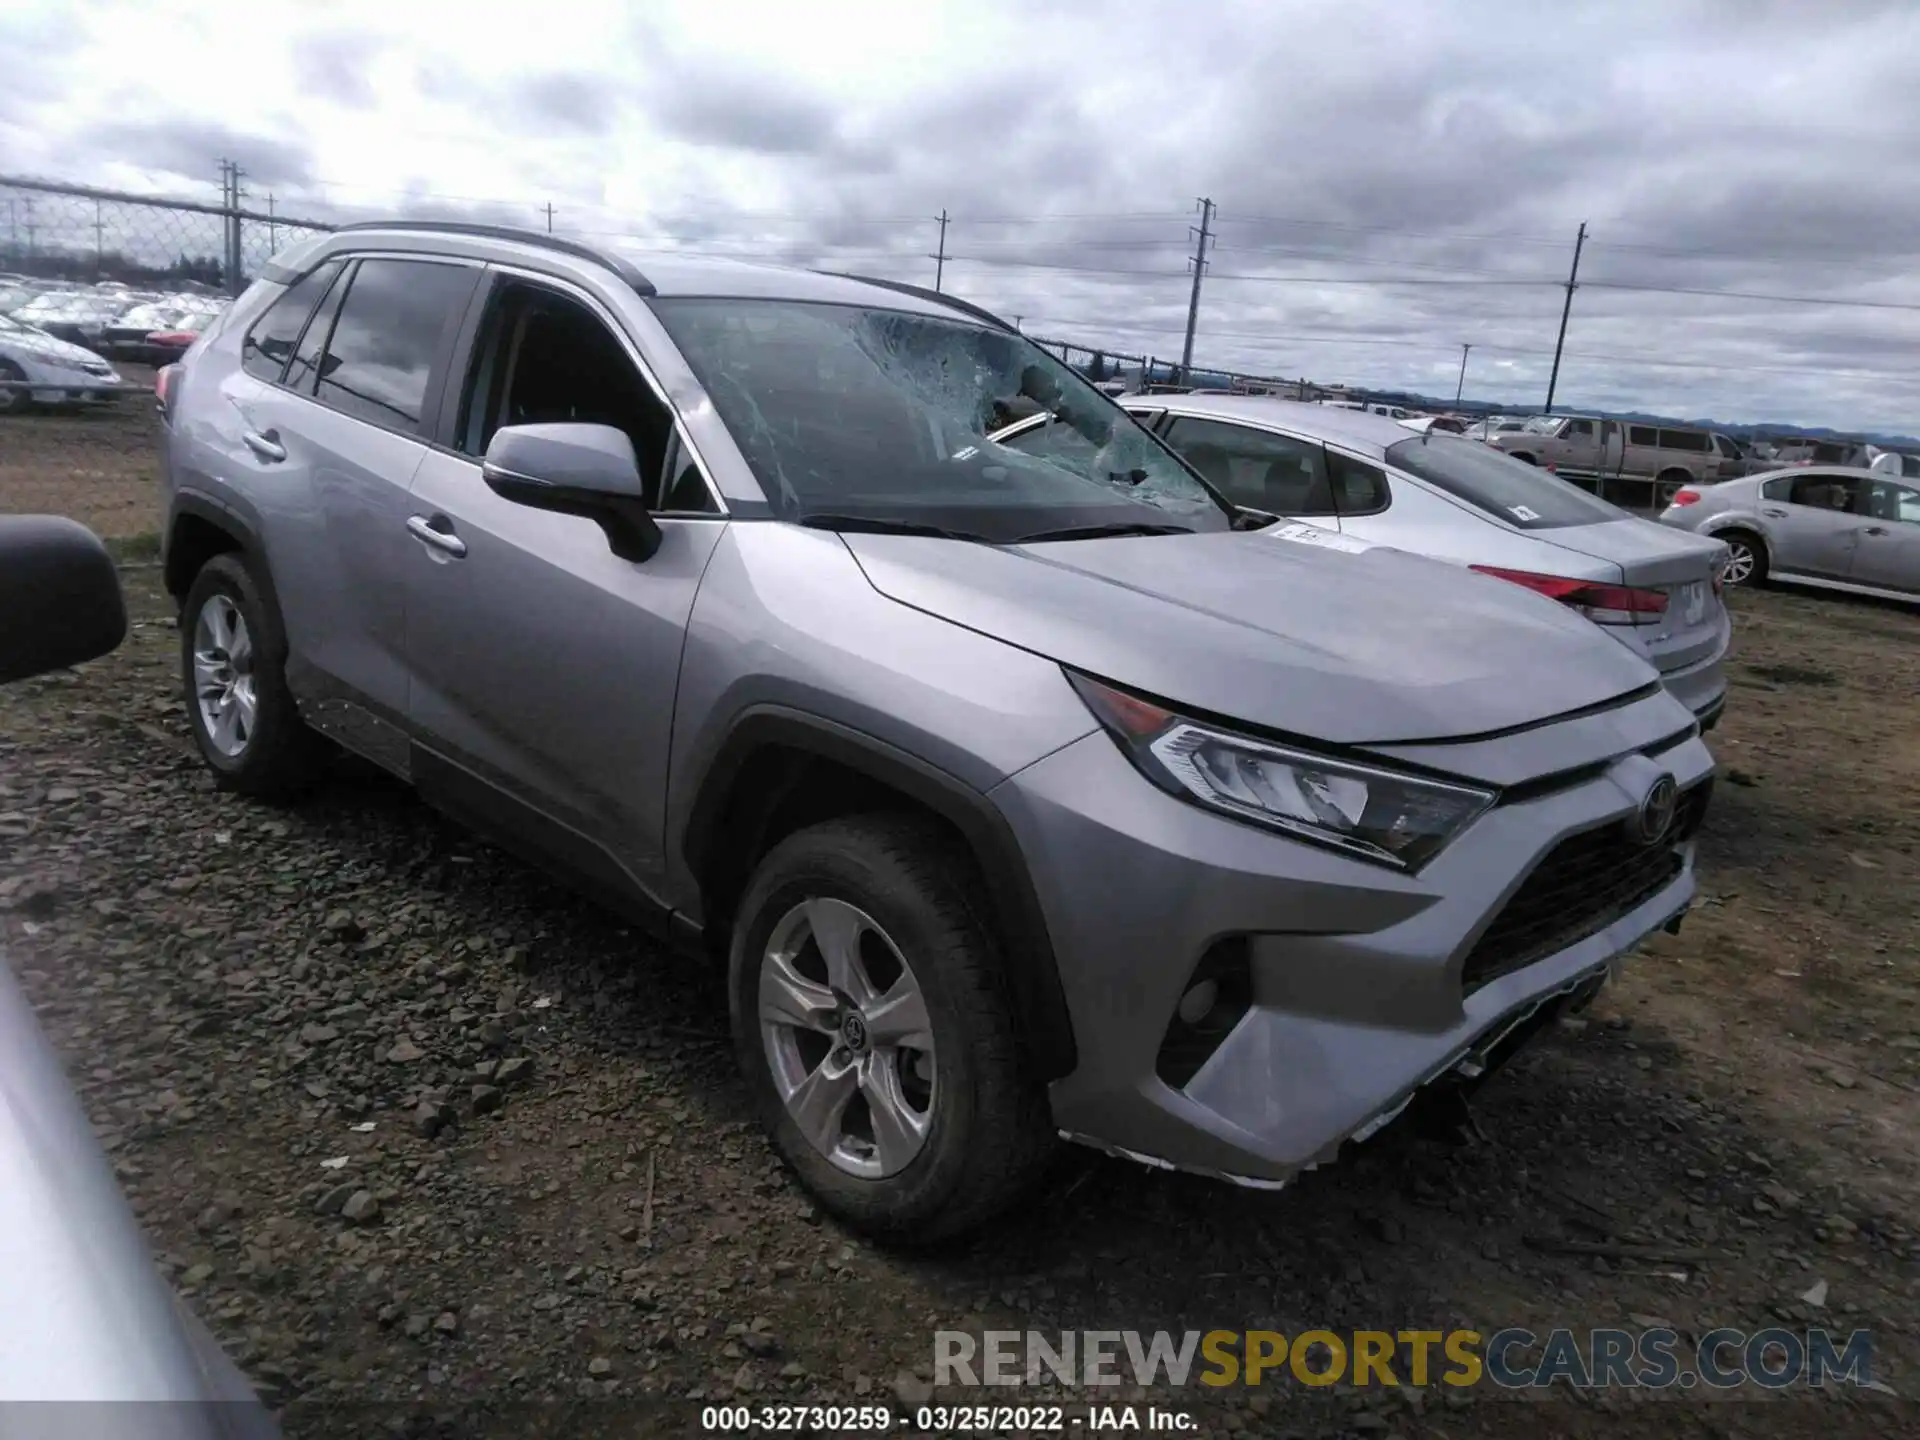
[402,271,727,904]
[1851,479,1920,594]
[1764,471,1867,580]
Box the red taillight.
[1670,489,1701,506]
[1471,565,1669,626]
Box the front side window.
[649,298,1230,541]
[1565,419,1594,438]
[1385,435,1621,530]
[241,259,341,382]
[1659,429,1711,453]
[1786,474,1860,511]
[1628,425,1658,446]
[1160,416,1336,515]
[313,258,477,432]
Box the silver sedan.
[996,394,1733,729]
[1657,467,1920,602]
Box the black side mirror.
[0,516,127,684]
[481,422,663,563]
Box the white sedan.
[994,392,1734,731]
[0,313,124,412]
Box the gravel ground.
[3,406,1919,1438]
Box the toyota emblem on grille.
[1634,774,1679,846]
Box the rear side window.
[312,258,479,433]
[241,260,342,382]
[283,263,350,395]
[1326,451,1389,513]
[1659,429,1711,452]
[1385,435,1621,530]
[1162,416,1337,515]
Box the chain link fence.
[1,176,332,295]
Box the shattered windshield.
[648,298,1230,541]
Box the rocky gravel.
[2,546,1918,1436]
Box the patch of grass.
[105,530,162,564]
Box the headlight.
[1068,672,1495,870]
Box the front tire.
[1717,529,1768,588]
[179,553,325,798]
[728,815,1055,1243]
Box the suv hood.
[843,528,1659,745]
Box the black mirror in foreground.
[0,515,128,685]
[480,422,663,563]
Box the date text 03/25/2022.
[698,1404,1193,1431]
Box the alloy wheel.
[1722,542,1757,586]
[192,594,257,758]
[758,897,937,1179]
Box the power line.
[1013,315,1920,383]
[1580,279,1920,312]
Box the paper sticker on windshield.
[1271,522,1374,554]
[1509,504,1541,521]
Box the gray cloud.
[76,118,316,191]
[15,0,1920,430]
[515,73,625,137]
[291,30,383,110]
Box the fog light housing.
[1157,939,1254,1089]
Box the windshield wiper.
[1008,522,1195,544]
[797,513,989,542]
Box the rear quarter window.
[1385,436,1623,530]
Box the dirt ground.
[2,402,1917,1439]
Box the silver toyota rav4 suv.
[158,223,1714,1240]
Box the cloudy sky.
[5,0,1918,431]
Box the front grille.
[1461,782,1709,993]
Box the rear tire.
[179,553,325,799]
[728,814,1055,1244]
[1717,529,1768,589]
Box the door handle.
[1761,508,1788,518]
[1862,525,1889,536]
[242,429,285,463]
[406,515,468,558]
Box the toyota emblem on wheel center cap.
[1634,774,1679,846]
[840,1013,869,1051]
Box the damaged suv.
[158,223,1713,1240]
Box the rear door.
[1763,470,1867,580]
[235,254,483,763]
[1851,479,1920,594]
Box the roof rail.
[328,220,656,295]
[816,271,1018,332]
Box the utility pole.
[1179,197,1214,383]
[22,197,36,261]
[1453,343,1473,405]
[543,203,555,234]
[94,200,104,276]
[1543,221,1586,415]
[267,194,278,252]
[929,209,949,292]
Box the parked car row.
[0,274,229,408]
[152,222,1719,1245]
